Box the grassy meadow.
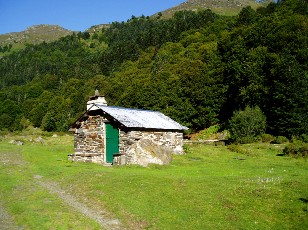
[0,133,307,229]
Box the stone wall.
[69,115,106,164]
[116,130,184,167]
[69,115,185,167]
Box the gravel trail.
[1,148,124,230]
[0,151,22,230]
[34,176,124,230]
[0,202,19,230]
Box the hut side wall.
[69,115,106,164]
[115,130,184,166]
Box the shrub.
[195,125,220,140]
[300,134,308,143]
[290,135,308,144]
[191,125,230,141]
[183,144,191,154]
[0,130,9,136]
[274,136,289,144]
[228,106,267,144]
[262,134,275,143]
[299,145,308,157]
[197,125,220,140]
[283,142,308,158]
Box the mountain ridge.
[0,24,73,44]
[0,24,74,55]
[153,0,273,18]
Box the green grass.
[0,139,101,229]
[0,135,307,229]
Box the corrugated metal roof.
[94,104,188,130]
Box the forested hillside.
[0,0,307,138]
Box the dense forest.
[0,0,307,139]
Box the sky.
[0,0,186,34]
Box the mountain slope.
[0,24,74,54]
[154,0,273,18]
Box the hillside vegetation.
[0,0,307,138]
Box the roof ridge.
[94,104,159,113]
[93,104,188,130]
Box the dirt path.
[0,202,19,230]
[34,175,124,229]
[1,148,124,230]
[0,152,22,230]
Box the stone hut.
[69,94,188,166]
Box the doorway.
[105,123,119,163]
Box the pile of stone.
[9,140,24,145]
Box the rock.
[52,134,58,137]
[128,139,173,167]
[9,140,24,145]
[35,136,45,143]
[16,141,24,145]
[33,175,43,179]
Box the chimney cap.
[89,89,104,100]
[87,90,108,110]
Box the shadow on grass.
[299,197,308,204]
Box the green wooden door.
[105,123,119,163]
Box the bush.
[262,134,275,143]
[196,125,220,140]
[228,106,266,144]
[273,136,289,144]
[191,125,230,141]
[300,134,308,143]
[283,142,308,158]
[290,135,308,144]
[183,144,191,154]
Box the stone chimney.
[87,90,107,110]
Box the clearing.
[0,134,307,229]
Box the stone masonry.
[68,115,106,164]
[69,115,185,166]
